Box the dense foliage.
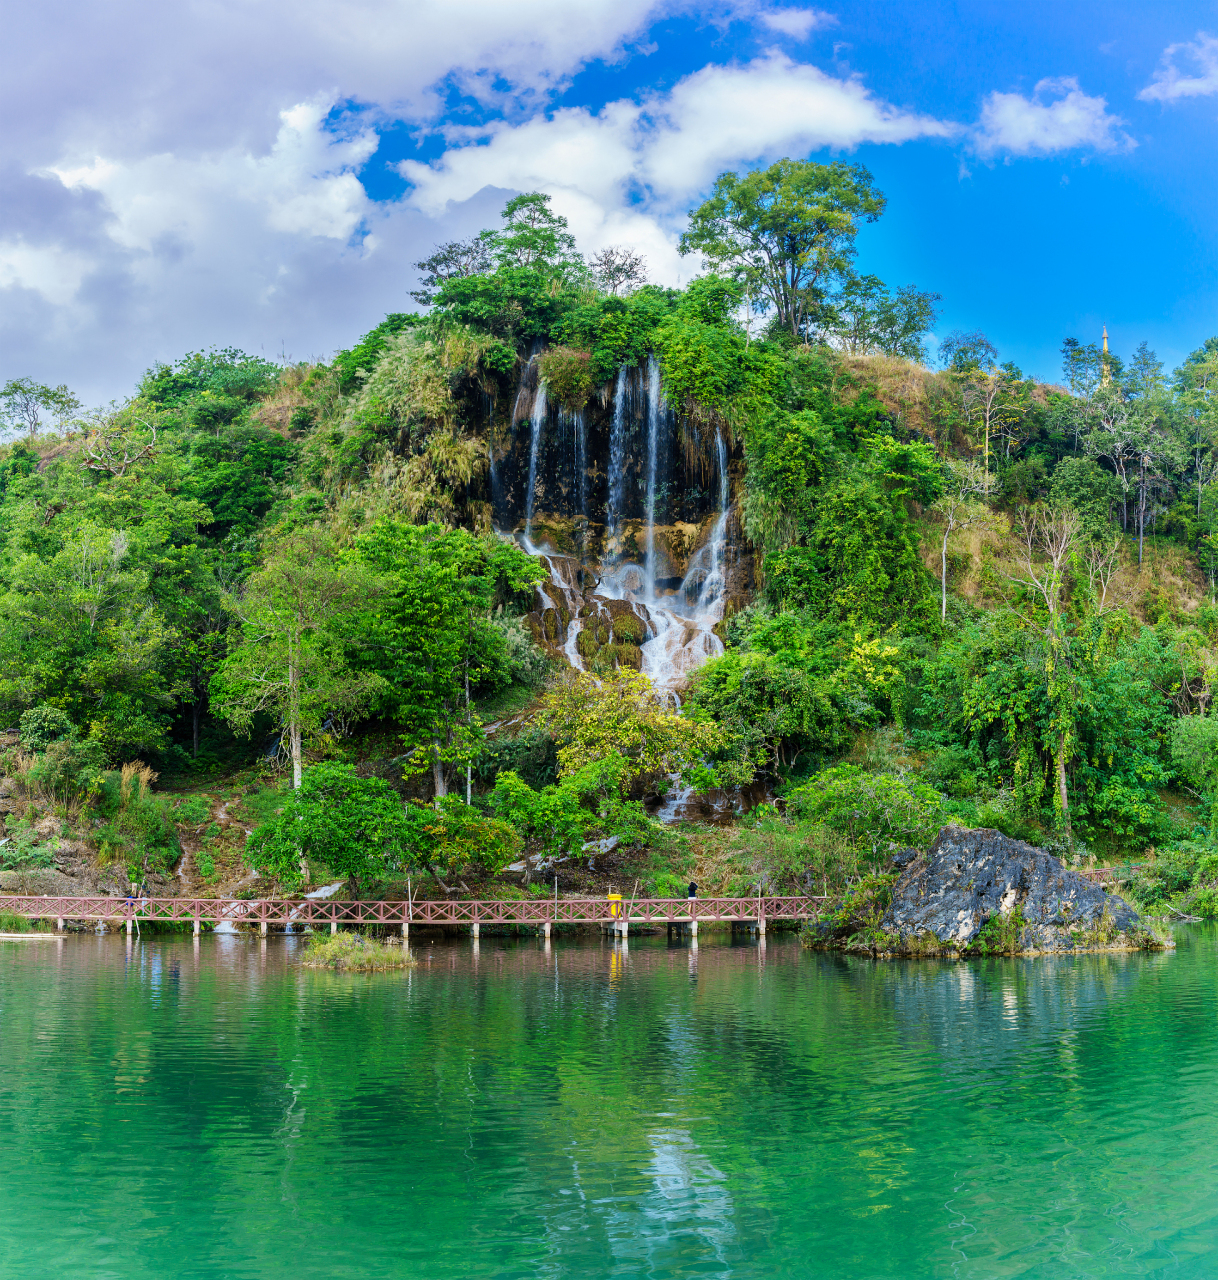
[2,167,1217,912]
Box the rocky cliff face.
[494,355,753,696]
[882,825,1162,954]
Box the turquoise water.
[1,928,1216,1278]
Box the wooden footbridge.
[0,893,823,937]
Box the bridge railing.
[0,894,824,927]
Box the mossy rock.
[599,642,642,671]
[542,609,559,642]
[576,629,600,659]
[612,613,645,645]
[596,625,609,645]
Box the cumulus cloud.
[50,102,377,256]
[401,52,956,254]
[1138,32,1218,102]
[973,77,1133,156]
[758,8,834,39]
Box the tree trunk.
[1137,460,1146,567]
[1057,734,1072,849]
[941,527,949,622]
[432,739,446,802]
[288,631,302,789]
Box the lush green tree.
[825,273,940,361]
[541,670,725,794]
[353,520,542,798]
[1170,715,1218,838]
[403,795,521,887]
[247,763,411,893]
[789,764,944,857]
[211,527,385,788]
[680,159,885,341]
[0,377,81,439]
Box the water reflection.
[0,930,1216,1278]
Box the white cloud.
[1138,32,1218,102]
[973,77,1133,156]
[0,240,91,307]
[758,8,834,39]
[400,53,956,271]
[50,101,376,254]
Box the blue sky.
[2,0,1215,401]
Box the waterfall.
[606,365,628,544]
[645,355,661,599]
[486,392,501,527]
[703,426,730,609]
[575,409,587,559]
[524,378,547,537]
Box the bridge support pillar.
[56,918,64,932]
[126,918,133,937]
[472,923,480,939]
[193,917,200,936]
[616,920,628,939]
[401,921,409,939]
[757,917,766,937]
[689,919,698,938]
[330,921,337,935]
[259,921,267,937]
[542,922,551,939]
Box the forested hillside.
[2,161,1216,919]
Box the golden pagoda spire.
[1101,326,1110,386]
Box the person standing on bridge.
[687,882,697,901]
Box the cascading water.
[606,366,628,544]
[524,377,548,537]
[508,353,736,705]
[644,355,662,600]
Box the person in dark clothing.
[687,882,697,900]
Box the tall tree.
[679,159,885,342]
[1004,505,1084,846]
[825,272,940,362]
[210,527,384,788]
[353,521,542,801]
[931,460,994,622]
[1,378,81,440]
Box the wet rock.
[882,825,1157,952]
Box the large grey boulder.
[882,824,1152,952]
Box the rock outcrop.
[881,825,1162,954]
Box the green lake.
[2,927,1217,1278]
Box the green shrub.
[301,932,414,971]
[0,818,54,870]
[537,348,594,410]
[0,910,30,933]
[788,765,943,856]
[173,795,212,826]
[27,737,106,804]
[19,706,74,752]
[94,763,180,873]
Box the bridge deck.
[0,894,823,927]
